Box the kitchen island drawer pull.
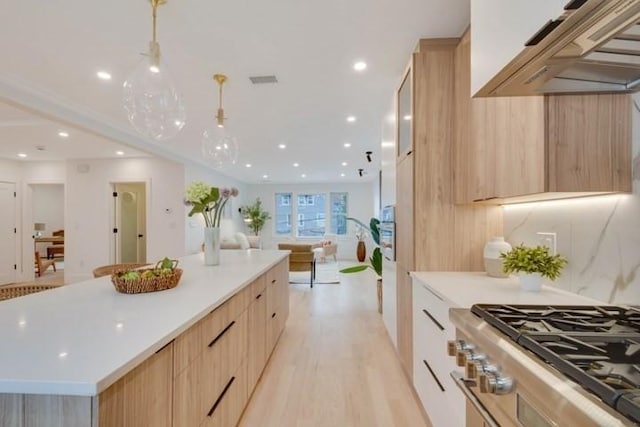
[207,376,235,417]
[208,320,235,348]
[271,312,276,318]
[422,308,445,331]
[256,293,262,300]
[451,371,499,427]
[271,279,277,284]
[423,359,445,392]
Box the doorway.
[0,182,16,285]
[113,182,147,264]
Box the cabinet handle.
[155,340,174,354]
[256,293,263,300]
[271,312,276,318]
[422,309,445,331]
[207,321,235,348]
[271,279,277,284]
[423,360,445,392]
[207,376,235,417]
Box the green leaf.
[369,218,380,245]
[339,265,369,274]
[188,204,204,217]
[370,247,382,276]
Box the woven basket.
[110,260,182,294]
[0,284,60,301]
[93,263,148,278]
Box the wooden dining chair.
[34,251,56,277]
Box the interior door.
[0,182,16,284]
[114,183,147,264]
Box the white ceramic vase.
[519,272,543,292]
[204,227,221,266]
[483,237,512,278]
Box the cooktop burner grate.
[471,304,640,424]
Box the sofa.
[220,232,261,250]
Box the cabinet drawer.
[414,356,463,427]
[174,287,250,374]
[173,311,248,427]
[412,281,450,334]
[201,360,248,427]
[248,275,266,301]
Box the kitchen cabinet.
[470,0,566,96]
[99,342,174,427]
[247,276,267,395]
[412,279,463,427]
[455,29,632,205]
[394,39,502,378]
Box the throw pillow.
[235,232,251,250]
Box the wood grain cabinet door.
[247,286,267,395]
[98,342,173,427]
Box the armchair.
[278,243,316,288]
[312,234,338,263]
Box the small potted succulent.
[500,244,568,292]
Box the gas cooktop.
[471,304,640,424]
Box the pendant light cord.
[218,81,223,110]
[151,0,160,43]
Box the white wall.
[184,163,248,255]
[32,184,64,235]
[503,93,640,305]
[245,182,376,260]
[65,157,185,283]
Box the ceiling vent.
[249,75,278,84]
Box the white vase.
[519,272,543,292]
[204,227,220,266]
[483,237,512,278]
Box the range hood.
[478,0,640,96]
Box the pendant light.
[202,74,239,170]
[122,0,186,141]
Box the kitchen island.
[0,250,290,427]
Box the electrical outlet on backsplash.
[536,231,557,255]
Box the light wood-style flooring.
[240,264,430,427]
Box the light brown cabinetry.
[455,29,632,204]
[99,342,174,427]
[394,38,502,378]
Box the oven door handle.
[450,371,500,427]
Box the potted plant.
[500,244,568,292]
[240,198,271,236]
[340,217,383,313]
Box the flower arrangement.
[500,244,568,280]
[185,181,239,227]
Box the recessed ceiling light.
[347,116,356,123]
[58,131,69,138]
[115,151,124,156]
[340,173,346,177]
[262,174,269,179]
[301,174,307,178]
[381,141,394,147]
[245,163,252,168]
[403,115,412,121]
[278,144,286,149]
[343,143,351,148]
[353,61,367,71]
[293,163,299,167]
[149,65,160,74]
[17,153,27,158]
[96,71,112,81]
[58,352,68,358]
[341,162,348,166]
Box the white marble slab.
[0,250,288,396]
[410,271,604,309]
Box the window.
[296,193,326,237]
[330,192,348,235]
[275,193,292,235]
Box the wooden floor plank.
[240,265,430,427]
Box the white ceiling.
[0,0,469,183]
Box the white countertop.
[0,250,288,396]
[410,271,603,308]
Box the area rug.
[289,261,340,284]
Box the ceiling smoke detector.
[249,75,278,84]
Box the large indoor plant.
[340,217,383,312]
[240,197,271,236]
[185,181,238,265]
[500,244,567,291]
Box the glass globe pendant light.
[202,74,239,170]
[122,0,186,141]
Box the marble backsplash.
[503,93,640,305]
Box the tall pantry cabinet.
[394,39,502,378]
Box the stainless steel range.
[449,305,640,427]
